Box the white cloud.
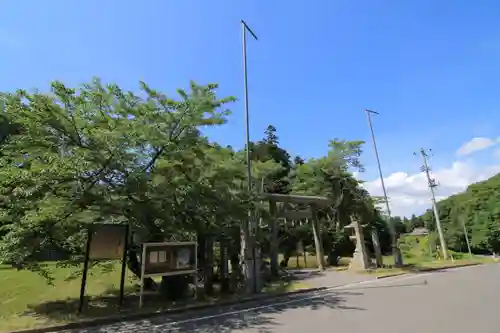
[456,137,497,156]
[362,160,500,217]
[494,149,500,159]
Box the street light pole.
[241,20,259,293]
[242,19,257,193]
[364,109,403,267]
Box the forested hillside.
[418,173,500,254]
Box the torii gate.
[260,193,335,274]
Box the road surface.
[64,264,500,333]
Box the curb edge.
[375,262,483,280]
[375,272,406,279]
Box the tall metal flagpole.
[365,109,403,267]
[241,20,259,293]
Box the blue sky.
[2,1,500,215]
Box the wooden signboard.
[79,223,129,313]
[89,224,128,260]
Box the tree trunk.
[240,216,253,293]
[327,249,340,266]
[220,238,230,293]
[197,232,206,274]
[310,205,325,271]
[230,228,242,291]
[240,211,260,293]
[204,235,214,295]
[280,252,291,267]
[160,275,190,301]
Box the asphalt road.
[64,264,500,333]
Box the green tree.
[0,79,241,287]
[251,125,292,194]
[0,77,389,298]
[290,139,371,265]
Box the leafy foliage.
[0,77,386,288]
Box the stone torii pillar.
[371,228,383,268]
[344,217,370,271]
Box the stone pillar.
[371,228,383,268]
[345,217,370,271]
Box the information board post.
[138,242,197,308]
[78,223,129,313]
[78,228,93,314]
[139,243,147,309]
[118,224,130,306]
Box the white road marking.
[152,273,431,327]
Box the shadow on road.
[57,280,428,332]
[283,269,325,281]
[64,290,364,333]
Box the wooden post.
[78,227,93,313]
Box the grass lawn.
[0,261,310,332]
[361,254,498,277]
[279,251,499,277]
[0,261,136,332]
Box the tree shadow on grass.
[24,279,309,323]
[25,276,322,325]
[24,284,208,324]
[62,290,365,333]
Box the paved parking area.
[62,264,500,333]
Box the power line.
[414,148,448,260]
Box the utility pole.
[241,19,260,293]
[364,109,403,267]
[416,148,448,260]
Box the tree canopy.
[0,78,390,295]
